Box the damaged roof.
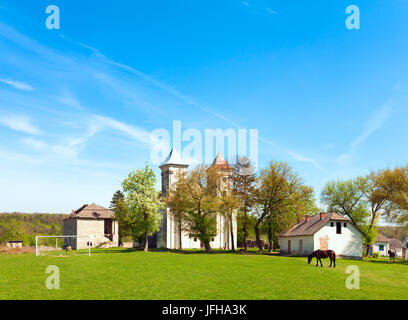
[63,203,114,220]
[279,212,352,237]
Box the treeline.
[0,213,68,246]
[111,158,318,253]
[321,165,408,256]
[112,158,408,254]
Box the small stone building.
[63,203,119,250]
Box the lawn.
[0,248,407,300]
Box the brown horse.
[388,250,396,262]
[308,250,336,268]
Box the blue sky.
[0,1,407,213]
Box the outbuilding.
[279,212,363,259]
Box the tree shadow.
[363,258,408,266]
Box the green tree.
[231,157,256,252]
[321,178,369,226]
[321,172,403,257]
[110,190,125,210]
[377,165,408,229]
[122,165,164,252]
[0,219,26,243]
[168,165,220,252]
[110,190,134,243]
[254,161,306,252]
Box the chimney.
[305,215,310,222]
[297,218,300,224]
[320,212,325,220]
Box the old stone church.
[154,149,237,250]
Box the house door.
[320,236,328,250]
[104,219,113,240]
[299,240,303,254]
[288,240,291,254]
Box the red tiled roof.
[212,153,232,169]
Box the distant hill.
[378,226,407,241]
[0,212,69,246]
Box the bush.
[372,252,379,258]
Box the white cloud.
[266,8,277,15]
[336,105,393,166]
[0,115,41,135]
[56,91,83,110]
[91,115,155,147]
[0,78,34,91]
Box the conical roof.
[212,153,232,169]
[160,148,188,168]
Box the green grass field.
[1,248,407,300]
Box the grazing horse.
[388,250,396,262]
[308,250,336,268]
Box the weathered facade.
[155,149,237,250]
[63,203,119,250]
[279,212,363,258]
[372,233,390,256]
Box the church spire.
[160,148,187,169]
[212,153,232,169]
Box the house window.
[379,244,384,251]
[194,238,197,242]
[344,223,347,228]
[211,238,215,242]
[336,222,342,234]
[330,222,334,227]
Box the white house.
[155,149,237,250]
[372,233,390,256]
[279,212,363,259]
[63,203,119,250]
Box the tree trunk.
[229,214,235,251]
[204,241,211,252]
[273,236,278,251]
[243,210,248,253]
[144,232,149,252]
[267,225,273,253]
[365,244,371,257]
[255,220,263,252]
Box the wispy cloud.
[337,105,393,166]
[240,0,277,16]
[1,21,317,169]
[0,78,34,91]
[78,41,318,167]
[21,113,156,160]
[0,114,41,135]
[56,91,84,110]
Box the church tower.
[157,149,188,249]
[159,148,188,196]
